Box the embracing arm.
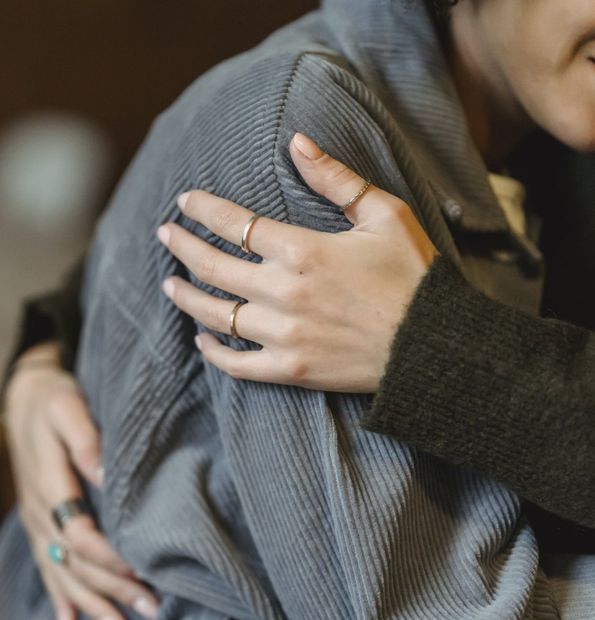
[361,250,595,540]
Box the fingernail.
[292,132,323,160]
[177,192,190,210]
[157,225,170,246]
[194,335,202,351]
[96,465,104,487]
[58,611,72,620]
[133,596,159,618]
[162,279,175,298]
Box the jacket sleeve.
[0,250,86,399]
[360,250,595,541]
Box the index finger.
[177,189,320,260]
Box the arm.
[361,250,595,537]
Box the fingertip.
[177,192,191,210]
[291,132,324,161]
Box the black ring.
[51,497,92,531]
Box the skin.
[4,342,160,620]
[4,0,595,617]
[157,134,438,392]
[448,0,595,168]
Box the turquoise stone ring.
[48,541,69,566]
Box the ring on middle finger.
[51,497,93,531]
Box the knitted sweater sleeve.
[0,251,86,403]
[361,251,595,533]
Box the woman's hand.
[157,133,439,393]
[4,341,160,620]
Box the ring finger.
[38,511,158,619]
[34,534,126,620]
[162,275,278,345]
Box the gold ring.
[341,179,372,212]
[241,214,261,253]
[229,300,246,339]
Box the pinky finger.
[196,332,280,383]
[54,565,127,620]
[40,565,76,620]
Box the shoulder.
[152,42,415,232]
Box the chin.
[547,113,595,153]
[561,131,595,154]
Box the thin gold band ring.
[241,214,261,253]
[229,300,246,339]
[341,179,372,212]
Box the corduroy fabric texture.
[1,0,595,618]
[361,251,595,531]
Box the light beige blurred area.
[0,112,114,372]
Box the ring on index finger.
[341,179,372,212]
[51,497,93,531]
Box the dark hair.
[425,0,459,45]
[430,0,459,17]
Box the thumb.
[48,391,104,488]
[289,132,401,228]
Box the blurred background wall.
[0,0,317,374]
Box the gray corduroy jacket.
[1,0,594,618]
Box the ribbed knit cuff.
[360,252,595,528]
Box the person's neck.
[446,8,535,172]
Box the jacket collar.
[322,0,512,234]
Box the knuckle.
[110,581,139,605]
[386,197,410,222]
[202,302,223,330]
[195,251,218,282]
[279,318,303,346]
[47,391,75,418]
[73,429,97,451]
[323,158,355,185]
[211,205,235,233]
[71,439,98,464]
[278,280,306,309]
[283,240,318,272]
[284,353,309,382]
[226,360,244,380]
